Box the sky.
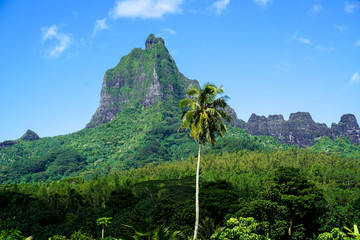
[0,0,359,142]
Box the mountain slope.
[0,100,286,183]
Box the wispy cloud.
[254,0,272,8]
[334,24,348,34]
[292,32,311,45]
[350,72,360,85]
[299,37,311,45]
[109,0,183,19]
[163,28,176,35]
[210,0,230,15]
[316,44,335,51]
[93,19,109,36]
[41,25,71,58]
[345,1,360,13]
[309,4,323,13]
[157,28,177,38]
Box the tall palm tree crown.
[179,83,232,145]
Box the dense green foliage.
[1,145,360,239]
[210,217,269,240]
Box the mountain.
[244,112,360,147]
[87,34,241,128]
[87,34,197,128]
[83,34,358,147]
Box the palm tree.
[178,83,232,239]
[96,217,112,239]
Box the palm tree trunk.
[193,143,201,240]
[102,226,104,239]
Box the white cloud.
[334,24,347,34]
[42,25,58,40]
[345,1,360,13]
[309,4,323,13]
[41,25,71,58]
[299,37,311,45]
[254,0,272,8]
[109,0,183,19]
[210,0,230,15]
[316,44,335,51]
[350,72,360,85]
[93,19,109,36]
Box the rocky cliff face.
[331,114,360,144]
[87,34,240,128]
[245,112,359,147]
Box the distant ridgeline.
[243,112,360,147]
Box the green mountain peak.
[145,33,165,50]
[87,34,199,128]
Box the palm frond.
[179,98,194,109]
[209,97,227,109]
[216,109,232,123]
[187,86,200,97]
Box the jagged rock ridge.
[331,114,360,144]
[87,34,241,128]
[244,112,360,147]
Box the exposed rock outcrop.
[331,114,360,144]
[244,112,359,147]
[21,129,40,141]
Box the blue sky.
[0,0,359,141]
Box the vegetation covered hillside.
[0,98,288,184]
